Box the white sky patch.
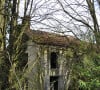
[18,0,100,39]
[19,0,25,17]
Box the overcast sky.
[19,0,100,38]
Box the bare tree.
[55,0,100,89]
[56,0,100,43]
[1,0,100,89]
[0,0,60,89]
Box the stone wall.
[26,41,68,90]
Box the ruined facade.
[25,30,79,90]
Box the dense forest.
[0,0,100,90]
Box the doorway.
[50,76,58,90]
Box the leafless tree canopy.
[18,0,100,43]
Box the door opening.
[50,76,58,90]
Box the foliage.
[0,0,100,90]
[68,44,100,90]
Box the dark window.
[22,53,28,68]
[22,53,28,89]
[50,76,58,90]
[50,52,58,69]
[17,53,28,89]
[17,53,28,70]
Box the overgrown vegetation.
[68,43,100,90]
[0,0,100,90]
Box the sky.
[19,0,100,39]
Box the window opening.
[50,52,58,69]
[21,53,28,89]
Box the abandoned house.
[25,29,79,90]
